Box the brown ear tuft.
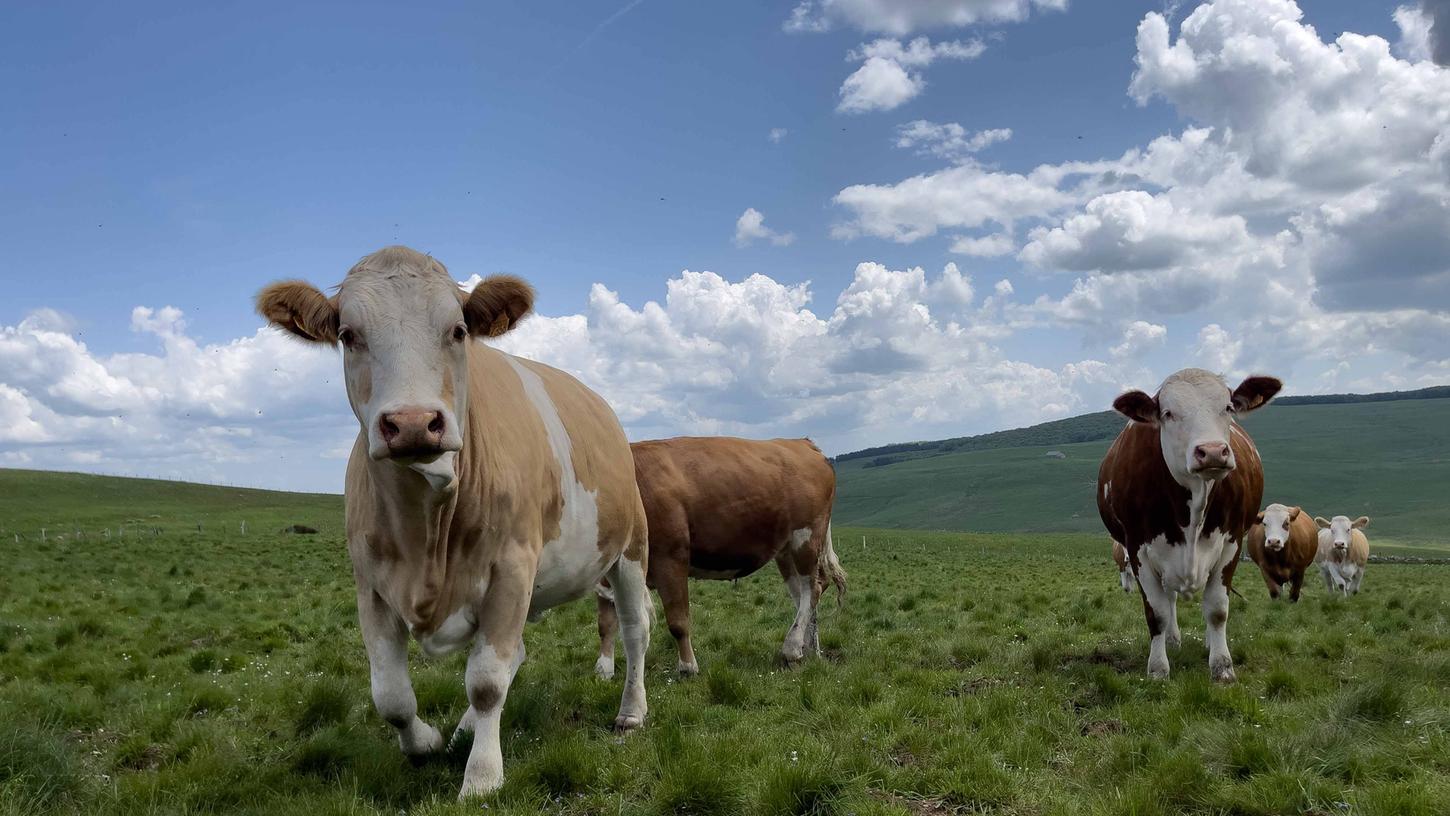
[1255,510,1265,523]
[255,281,338,344]
[464,275,535,338]
[1288,506,1302,521]
[1231,375,1282,414]
[1352,516,1370,529]
[1112,390,1159,425]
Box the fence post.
[41,528,45,543]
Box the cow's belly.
[1142,530,1236,596]
[530,533,613,616]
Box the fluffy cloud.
[832,0,1450,389]
[768,127,789,143]
[1,262,1135,490]
[785,0,1066,36]
[734,208,796,247]
[896,120,1012,161]
[837,37,986,113]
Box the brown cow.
[256,246,651,798]
[595,437,845,675]
[1246,503,1318,601]
[1111,539,1134,592]
[1097,368,1281,683]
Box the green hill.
[835,396,1450,548]
[0,469,342,540]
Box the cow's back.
[633,437,834,579]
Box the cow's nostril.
[427,413,444,435]
[380,416,400,441]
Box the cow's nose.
[379,409,445,455]
[1193,442,1231,470]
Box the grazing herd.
[256,247,1377,798]
[1099,369,1374,684]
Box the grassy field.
[4,472,1450,815]
[835,397,1450,549]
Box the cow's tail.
[817,521,847,607]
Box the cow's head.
[1113,368,1281,486]
[1314,514,1368,553]
[1255,503,1300,551]
[256,246,532,467]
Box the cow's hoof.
[593,656,615,681]
[613,713,644,733]
[1210,660,1236,685]
[401,721,444,764]
[458,774,502,801]
[677,660,700,677]
[1147,662,1170,680]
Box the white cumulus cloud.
[734,208,797,247]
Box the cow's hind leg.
[1135,558,1174,680]
[459,558,533,799]
[654,555,698,676]
[608,547,651,731]
[776,552,816,665]
[594,582,618,680]
[357,588,443,761]
[1203,566,1235,684]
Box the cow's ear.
[1288,506,1302,521]
[1255,510,1265,523]
[1231,375,1282,414]
[1314,516,1331,529]
[256,281,339,344]
[1113,390,1159,425]
[1352,516,1370,529]
[464,275,534,338]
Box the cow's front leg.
[358,588,443,760]
[1202,566,1235,684]
[459,556,533,800]
[1135,559,1174,680]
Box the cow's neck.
[367,452,464,630]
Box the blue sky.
[3,0,1447,491]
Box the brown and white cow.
[256,246,651,798]
[1097,368,1281,682]
[1315,515,1370,596]
[1111,539,1134,592]
[1246,503,1318,601]
[596,437,844,675]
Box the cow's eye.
[451,324,468,343]
[338,327,356,347]
[1162,410,1174,421]
[1225,403,1236,414]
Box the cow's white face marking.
[335,259,473,463]
[1259,503,1294,551]
[1155,370,1238,485]
[1320,514,1361,553]
[504,356,605,613]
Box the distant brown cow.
[1111,539,1134,592]
[1246,503,1318,601]
[595,437,845,675]
[1097,368,1281,683]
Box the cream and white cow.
[256,246,650,798]
[1316,515,1370,596]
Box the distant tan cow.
[596,437,844,675]
[1246,503,1318,601]
[1111,539,1134,592]
[256,246,651,798]
[1316,515,1370,596]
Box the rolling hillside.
[834,396,1450,547]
